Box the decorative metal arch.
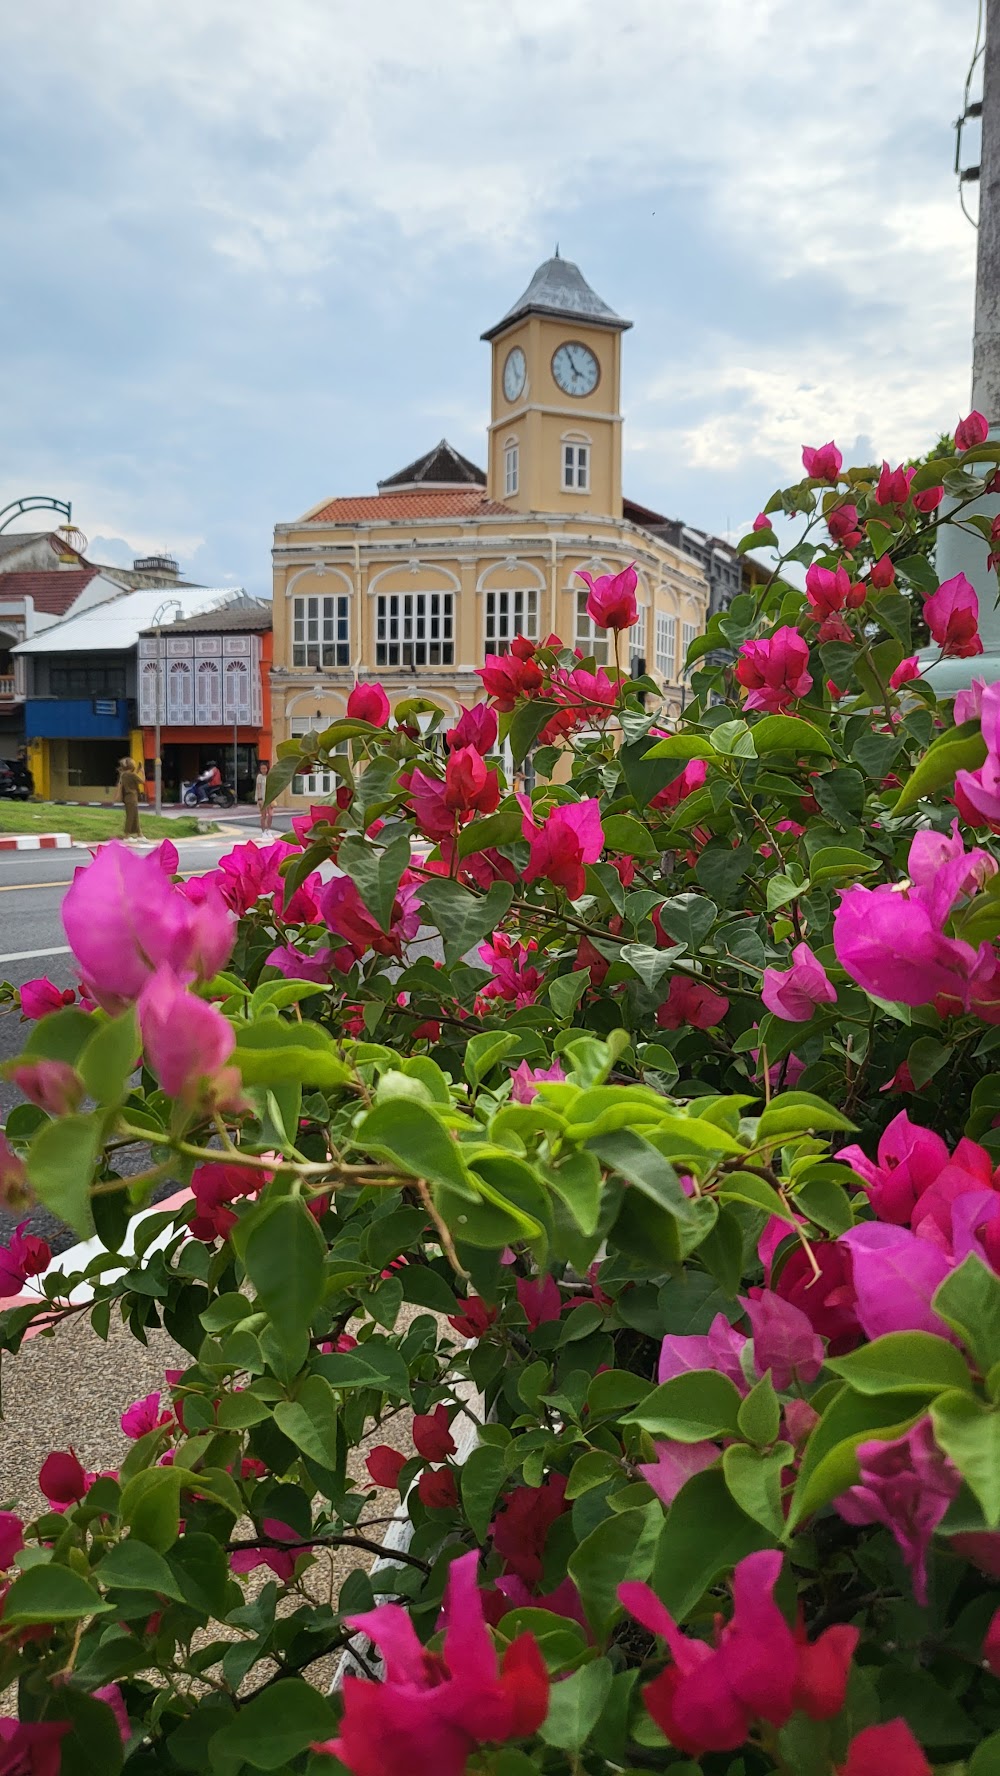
[0,495,72,535]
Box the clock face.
[552,341,599,397]
[503,347,526,402]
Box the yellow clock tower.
[481,251,631,520]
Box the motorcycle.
[182,780,237,809]
[0,760,32,801]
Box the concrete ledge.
[0,833,72,851]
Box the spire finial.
[554,242,560,258]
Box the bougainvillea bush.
[5,428,1000,1774]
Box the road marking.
[0,945,73,964]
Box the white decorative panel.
[196,658,223,723]
[194,635,222,657]
[166,658,193,724]
[223,635,251,657]
[139,657,161,724]
[224,657,251,722]
[165,636,194,658]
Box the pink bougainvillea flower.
[956,409,990,451]
[188,1162,268,1242]
[833,882,986,1008]
[925,572,983,658]
[347,681,390,726]
[913,483,944,513]
[649,756,707,811]
[889,655,920,690]
[322,1548,548,1776]
[0,1222,50,1298]
[320,873,421,961]
[478,934,544,1009]
[875,461,916,506]
[0,1513,24,1570]
[801,441,843,482]
[0,1720,69,1776]
[740,1288,825,1390]
[445,703,498,755]
[477,647,544,711]
[412,1405,457,1463]
[838,1111,949,1225]
[735,627,813,712]
[491,1475,569,1587]
[835,1417,959,1605]
[804,562,865,619]
[138,967,237,1104]
[655,975,730,1030]
[826,502,861,547]
[575,562,638,630]
[638,1441,719,1506]
[365,1446,407,1490]
[751,511,772,532]
[93,1684,130,1745]
[447,1296,497,1340]
[120,1391,172,1441]
[955,676,991,726]
[10,1058,85,1118]
[838,1223,952,1340]
[761,942,836,1022]
[773,1240,861,1354]
[519,796,604,901]
[837,1720,931,1776]
[658,1313,748,1392]
[444,745,500,816]
[18,977,75,1020]
[416,1467,458,1510]
[265,943,339,983]
[509,1060,566,1103]
[231,1519,309,1583]
[516,1273,562,1330]
[619,1550,854,1756]
[213,838,300,915]
[39,1448,92,1509]
[869,553,896,588]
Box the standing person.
[255,759,272,834]
[117,757,143,842]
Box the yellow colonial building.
[271,253,710,799]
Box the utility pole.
[929,0,1000,693]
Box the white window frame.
[656,613,677,680]
[562,440,590,493]
[485,587,538,655]
[289,716,350,797]
[375,591,454,668]
[503,440,519,497]
[682,620,699,677]
[575,589,610,666]
[631,605,647,668]
[292,595,350,669]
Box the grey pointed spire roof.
[481,251,631,341]
[378,438,486,491]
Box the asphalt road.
[0,815,285,1252]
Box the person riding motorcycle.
[193,760,222,804]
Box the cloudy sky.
[0,0,983,594]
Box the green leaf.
[826,1331,973,1397]
[894,719,987,813]
[625,1370,743,1442]
[588,1129,698,1225]
[337,832,411,931]
[456,806,524,857]
[932,1391,1000,1525]
[653,894,718,951]
[720,1171,795,1222]
[273,1375,341,1468]
[642,732,716,760]
[851,730,901,778]
[95,1538,186,1600]
[461,1444,509,1542]
[568,1508,657,1637]
[971,1733,1000,1775]
[20,1005,94,1064]
[737,1372,781,1446]
[932,1255,1000,1375]
[233,1019,351,1088]
[549,969,591,1020]
[757,1092,855,1140]
[602,812,659,858]
[807,846,879,888]
[3,1564,111,1625]
[359,1098,476,1199]
[722,1444,791,1536]
[263,754,303,804]
[695,843,753,902]
[26,1113,99,1239]
[549,1151,603,1236]
[77,1009,140,1106]
[464,1031,519,1088]
[418,878,514,965]
[539,1657,614,1751]
[788,1387,932,1527]
[652,1469,771,1620]
[619,943,678,993]
[119,1466,184,1551]
[244,1197,327,1366]
[749,714,834,757]
[507,697,560,763]
[210,1677,337,1770]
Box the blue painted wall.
[25,698,134,739]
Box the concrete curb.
[0,834,72,852]
[5,1189,193,1334]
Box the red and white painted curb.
[6,1188,193,1338]
[0,834,72,852]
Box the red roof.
[306,490,513,524]
[0,568,102,617]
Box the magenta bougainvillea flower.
[740,1288,825,1390]
[491,1475,569,1587]
[649,756,707,811]
[802,440,843,481]
[761,942,837,1022]
[956,409,989,451]
[17,977,76,1020]
[346,681,390,726]
[120,1392,173,1441]
[0,1720,68,1775]
[39,1448,93,1510]
[509,1060,566,1102]
[656,975,730,1030]
[519,797,604,901]
[838,1223,952,1339]
[735,627,813,712]
[924,572,983,658]
[804,562,865,619]
[658,1313,748,1391]
[188,1162,268,1242]
[835,1417,959,1605]
[138,967,237,1104]
[838,1720,931,1775]
[575,561,638,630]
[365,1446,407,1490]
[445,702,498,754]
[0,1222,50,1298]
[637,1440,719,1506]
[516,1273,562,1330]
[875,461,916,506]
[319,1550,548,1776]
[446,1296,497,1339]
[412,1405,457,1463]
[320,873,422,961]
[827,502,861,546]
[839,1110,950,1225]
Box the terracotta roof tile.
[306,491,513,524]
[0,568,102,617]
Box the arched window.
[503,436,519,497]
[561,431,591,493]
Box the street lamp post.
[151,598,182,815]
